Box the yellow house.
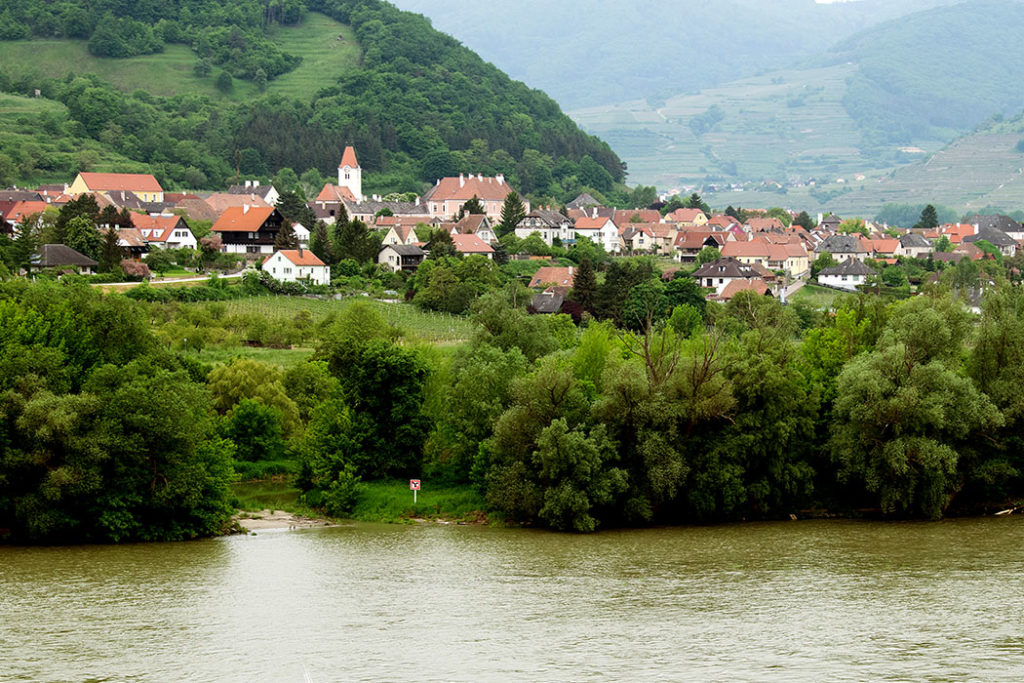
[68,172,164,203]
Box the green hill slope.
[0,0,622,200]
[0,12,361,102]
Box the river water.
[3,518,1024,682]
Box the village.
[0,145,1016,310]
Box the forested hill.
[0,0,624,199]
[830,0,1024,145]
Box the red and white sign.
[409,479,421,491]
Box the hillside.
[0,0,623,200]
[570,63,941,191]
[832,1,1024,143]
[389,0,956,109]
[568,0,1024,208]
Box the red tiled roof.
[666,208,707,223]
[423,175,515,203]
[452,233,494,254]
[529,267,575,288]
[712,278,771,301]
[316,183,357,202]
[7,201,49,221]
[574,216,614,230]
[213,206,276,232]
[614,209,662,225]
[270,249,326,267]
[339,146,359,169]
[79,172,162,193]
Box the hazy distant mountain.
[388,0,958,109]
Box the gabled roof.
[692,256,761,279]
[665,208,707,223]
[819,258,875,277]
[966,214,1021,234]
[711,278,771,301]
[213,206,277,232]
[114,228,148,249]
[899,232,933,248]
[452,233,494,254]
[453,213,491,234]
[268,249,326,267]
[566,193,602,210]
[316,183,358,203]
[529,266,575,288]
[382,244,426,257]
[819,234,868,254]
[869,238,899,254]
[519,208,570,228]
[205,193,270,214]
[614,209,662,225]
[963,225,1016,248]
[0,190,42,202]
[33,243,98,268]
[722,240,771,259]
[6,201,49,222]
[574,216,615,230]
[78,172,162,193]
[746,217,785,231]
[339,146,359,169]
[530,290,565,314]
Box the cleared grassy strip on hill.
[0,12,358,102]
[268,13,361,100]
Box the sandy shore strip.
[234,509,339,531]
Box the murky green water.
[3,518,1024,682]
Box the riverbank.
[231,478,496,528]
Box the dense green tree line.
[6,258,1024,543]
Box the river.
[3,518,1024,682]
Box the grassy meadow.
[0,11,360,103]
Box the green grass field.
[790,283,842,310]
[217,296,476,345]
[0,11,360,103]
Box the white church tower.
[337,146,363,201]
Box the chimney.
[459,173,465,188]
[478,173,483,181]
[415,196,420,206]
[245,180,252,188]
[568,266,573,277]
[497,174,504,186]
[243,204,250,214]
[254,180,260,188]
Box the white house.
[292,222,310,248]
[818,258,874,291]
[573,216,619,253]
[262,249,330,286]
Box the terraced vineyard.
[571,64,942,192]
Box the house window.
[841,275,848,281]
[345,173,350,180]
[718,278,724,284]
[284,267,292,274]
[246,246,260,254]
